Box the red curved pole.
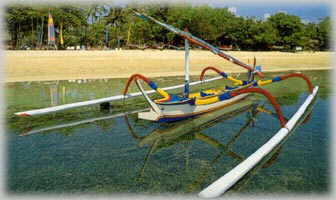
[230,88,287,127]
[200,66,224,81]
[123,74,151,95]
[280,73,314,93]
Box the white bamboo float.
[198,86,319,198]
[15,76,223,117]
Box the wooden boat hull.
[138,98,255,147]
[138,93,250,122]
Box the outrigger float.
[15,11,319,198]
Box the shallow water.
[5,70,330,195]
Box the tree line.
[5,3,331,51]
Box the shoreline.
[5,50,332,83]
[5,67,330,83]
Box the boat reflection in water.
[19,96,313,194]
[124,97,308,193]
[125,94,314,194]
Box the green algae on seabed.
[5,70,330,194]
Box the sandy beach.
[5,50,332,82]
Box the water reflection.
[47,81,69,106]
[49,84,59,106]
[124,102,294,191]
[125,96,315,193]
[6,70,328,194]
[20,108,149,136]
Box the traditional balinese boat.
[14,10,320,198]
[122,12,319,197]
[123,11,317,127]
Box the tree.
[304,22,320,51]
[267,12,306,50]
[317,17,331,50]
[5,5,87,49]
[50,6,87,48]
[6,6,38,49]
[4,4,331,51]
[249,20,278,50]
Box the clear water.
[5,70,330,195]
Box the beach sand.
[5,50,332,82]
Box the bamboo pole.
[15,76,223,117]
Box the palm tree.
[6,6,30,48]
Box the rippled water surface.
[5,70,330,195]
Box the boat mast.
[132,11,264,78]
[248,57,256,82]
[184,29,190,97]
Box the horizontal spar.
[198,86,319,198]
[15,76,223,117]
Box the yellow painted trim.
[256,107,273,114]
[188,89,222,99]
[156,95,249,120]
[195,96,220,105]
[154,88,170,103]
[257,79,272,86]
[228,76,243,86]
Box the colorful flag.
[59,22,64,45]
[48,11,56,45]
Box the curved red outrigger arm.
[200,66,247,86]
[123,74,171,102]
[123,74,151,95]
[200,66,224,81]
[230,88,287,128]
[279,73,314,94]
